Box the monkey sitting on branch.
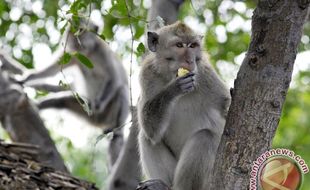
[21,21,129,168]
[137,21,231,190]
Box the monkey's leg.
[27,83,69,92]
[137,179,171,190]
[139,135,177,186]
[173,129,219,190]
[38,91,88,117]
[107,114,141,190]
[107,127,124,169]
[99,92,129,168]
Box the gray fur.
[137,22,230,190]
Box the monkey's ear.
[147,32,159,52]
[93,25,99,33]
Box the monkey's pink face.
[158,36,202,75]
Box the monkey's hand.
[175,72,195,94]
[137,179,171,190]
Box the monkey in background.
[22,21,129,168]
[137,22,231,190]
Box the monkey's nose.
[186,59,194,64]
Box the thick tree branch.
[0,140,98,190]
[211,1,309,189]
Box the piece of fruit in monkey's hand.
[177,68,190,77]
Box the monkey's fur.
[22,22,129,167]
[137,22,230,190]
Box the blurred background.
[0,0,309,189]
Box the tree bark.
[0,140,97,190]
[0,71,68,172]
[210,1,310,189]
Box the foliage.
[52,131,109,188]
[0,0,309,189]
[273,71,310,188]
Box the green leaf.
[59,52,72,65]
[99,33,106,41]
[69,0,86,14]
[73,52,94,69]
[60,21,68,35]
[109,0,127,18]
[136,42,145,56]
[73,92,92,116]
[35,89,49,99]
[58,80,68,89]
[70,15,81,34]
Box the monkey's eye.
[176,42,183,48]
[189,43,199,48]
[165,57,174,61]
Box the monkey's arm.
[199,62,231,116]
[22,50,72,83]
[27,83,68,92]
[93,77,120,114]
[23,62,71,83]
[0,52,26,74]
[138,71,194,144]
[139,85,177,143]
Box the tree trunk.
[0,71,68,172]
[0,140,97,190]
[211,1,310,189]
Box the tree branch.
[0,71,68,172]
[0,140,98,190]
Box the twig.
[124,0,134,114]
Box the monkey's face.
[147,22,202,79]
[67,30,98,53]
[159,35,202,74]
[66,22,99,54]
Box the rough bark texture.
[210,1,310,189]
[0,140,97,190]
[0,69,67,172]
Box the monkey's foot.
[136,179,171,190]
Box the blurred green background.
[0,0,309,189]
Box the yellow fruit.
[177,68,189,77]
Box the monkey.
[0,50,25,75]
[137,22,231,190]
[21,21,129,168]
